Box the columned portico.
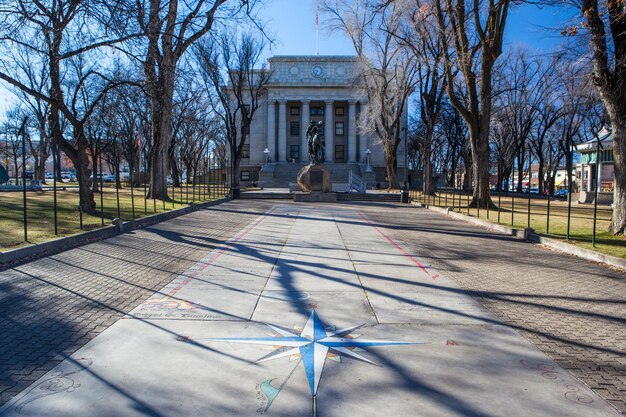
[278,100,288,162]
[301,100,310,163]
[237,56,408,187]
[324,100,334,163]
[348,100,357,163]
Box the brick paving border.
[0,201,275,406]
[360,204,626,415]
[2,200,624,414]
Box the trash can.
[232,187,241,199]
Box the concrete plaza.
[0,201,624,416]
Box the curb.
[413,201,626,272]
[0,197,230,269]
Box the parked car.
[554,189,568,198]
[60,172,76,182]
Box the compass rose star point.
[205,309,424,397]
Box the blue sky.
[0,1,579,114]
[261,0,579,56]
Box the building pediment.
[268,55,359,87]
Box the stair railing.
[349,170,366,193]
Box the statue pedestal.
[297,164,332,193]
[293,191,337,202]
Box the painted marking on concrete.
[355,210,436,280]
[165,207,277,297]
[5,358,93,414]
[202,309,424,410]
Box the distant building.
[228,55,408,187]
[574,127,614,204]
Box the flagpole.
[315,1,319,55]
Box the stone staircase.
[337,192,402,202]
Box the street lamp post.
[263,148,270,167]
[365,148,372,172]
[402,127,408,189]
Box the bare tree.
[0,0,134,213]
[323,0,417,189]
[195,30,271,191]
[396,0,447,194]
[0,108,29,179]
[573,0,626,234]
[136,0,254,200]
[434,0,510,207]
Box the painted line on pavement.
[166,206,277,297]
[355,210,436,280]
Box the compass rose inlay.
[205,310,424,398]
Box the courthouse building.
[235,55,408,187]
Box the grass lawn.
[0,183,227,251]
[412,191,626,259]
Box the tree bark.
[610,121,626,234]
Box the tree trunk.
[76,143,95,214]
[517,151,524,193]
[115,159,122,190]
[537,153,545,194]
[423,144,433,194]
[384,147,400,189]
[147,70,175,201]
[610,120,626,234]
[171,160,181,188]
[468,124,494,208]
[92,150,100,192]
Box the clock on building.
[312,65,323,78]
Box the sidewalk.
[0,202,623,416]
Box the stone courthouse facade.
[237,55,407,187]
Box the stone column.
[301,100,310,163]
[359,102,368,163]
[267,100,276,162]
[348,100,357,163]
[278,100,287,162]
[324,100,334,163]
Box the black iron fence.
[409,187,615,251]
[0,159,231,251]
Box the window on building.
[290,121,300,136]
[290,106,300,116]
[335,107,345,116]
[335,145,344,161]
[241,144,250,159]
[290,145,300,162]
[310,107,324,116]
[240,171,250,181]
[335,122,345,136]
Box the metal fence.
[0,159,231,251]
[408,187,614,250]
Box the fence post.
[546,196,550,235]
[143,154,148,215]
[130,161,136,219]
[52,142,59,235]
[22,130,27,242]
[100,156,105,226]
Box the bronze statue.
[306,120,325,164]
